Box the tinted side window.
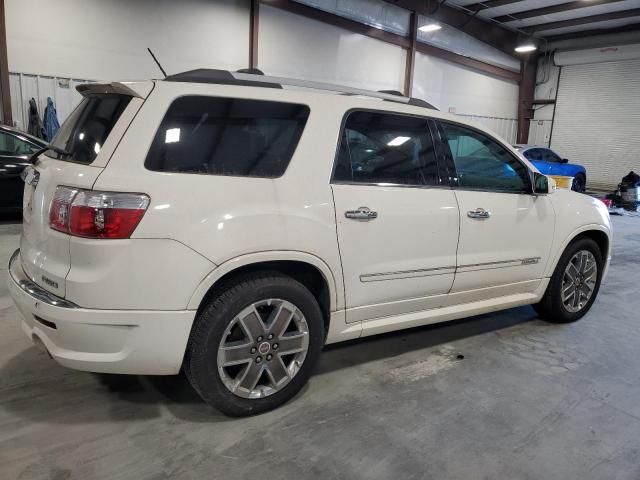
[441,122,530,193]
[542,149,562,163]
[524,148,543,161]
[145,96,309,178]
[47,94,132,164]
[333,111,438,186]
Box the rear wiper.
[29,145,72,165]
[46,145,72,158]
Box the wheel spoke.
[566,262,579,281]
[578,252,587,272]
[220,342,253,366]
[239,309,267,342]
[562,284,575,302]
[268,303,295,337]
[237,362,264,391]
[277,333,306,354]
[266,357,289,385]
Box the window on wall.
[333,111,439,186]
[440,122,530,193]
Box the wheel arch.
[188,251,340,334]
[545,225,610,278]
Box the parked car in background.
[514,145,587,193]
[0,125,48,212]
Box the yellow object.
[549,175,574,190]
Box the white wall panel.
[5,0,249,80]
[259,5,405,92]
[9,73,92,131]
[412,52,519,119]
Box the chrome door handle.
[345,207,378,220]
[467,208,491,219]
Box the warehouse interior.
[1,0,639,478]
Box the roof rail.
[378,90,438,110]
[164,69,438,110]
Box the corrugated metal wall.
[8,72,92,132]
[457,114,518,145]
[551,58,640,189]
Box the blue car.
[514,145,586,193]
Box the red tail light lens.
[49,187,150,239]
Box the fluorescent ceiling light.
[515,44,537,53]
[419,23,442,33]
[387,136,411,146]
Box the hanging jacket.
[27,98,45,140]
[43,97,60,142]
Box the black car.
[0,125,48,212]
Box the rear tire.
[534,237,603,323]
[184,272,324,416]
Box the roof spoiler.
[76,82,147,99]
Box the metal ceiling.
[445,0,640,40]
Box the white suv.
[8,70,611,416]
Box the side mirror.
[561,158,569,164]
[533,172,555,194]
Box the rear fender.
[187,251,341,311]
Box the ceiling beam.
[463,0,526,14]
[383,0,521,55]
[545,21,640,41]
[523,8,640,33]
[493,0,627,24]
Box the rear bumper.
[7,249,195,375]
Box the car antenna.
[147,48,167,78]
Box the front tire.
[534,237,603,323]
[184,272,324,416]
[572,173,586,193]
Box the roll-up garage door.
[551,58,640,189]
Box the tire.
[184,272,324,416]
[533,237,603,323]
[572,173,586,193]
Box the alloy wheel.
[217,299,309,399]
[562,250,597,313]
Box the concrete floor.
[1,214,639,480]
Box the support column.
[0,0,12,125]
[249,0,260,69]
[404,11,418,97]
[517,54,538,144]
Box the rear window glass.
[46,94,131,164]
[144,96,310,178]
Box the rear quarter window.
[144,96,310,178]
[46,94,132,164]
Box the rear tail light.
[49,186,150,239]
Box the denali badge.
[521,257,540,265]
[41,275,59,289]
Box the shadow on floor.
[0,306,539,424]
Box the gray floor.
[1,215,639,480]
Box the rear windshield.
[144,96,310,178]
[46,94,131,164]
